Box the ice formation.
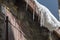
[26,0,29,11]
[33,0,60,31]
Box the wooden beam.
[53,28,60,38]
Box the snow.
[33,0,60,31]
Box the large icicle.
[40,9,44,27]
[40,10,42,26]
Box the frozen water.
[33,0,60,31]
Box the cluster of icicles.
[25,0,45,26]
[26,0,35,21]
[25,0,60,31]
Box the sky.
[37,0,59,20]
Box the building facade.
[0,0,60,40]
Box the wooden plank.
[53,28,60,38]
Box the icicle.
[40,9,45,27]
[26,0,29,11]
[37,11,40,25]
[33,10,35,21]
[35,7,39,24]
[33,1,36,21]
[49,32,52,40]
[35,6,39,22]
[40,9,43,27]
[40,10,42,26]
